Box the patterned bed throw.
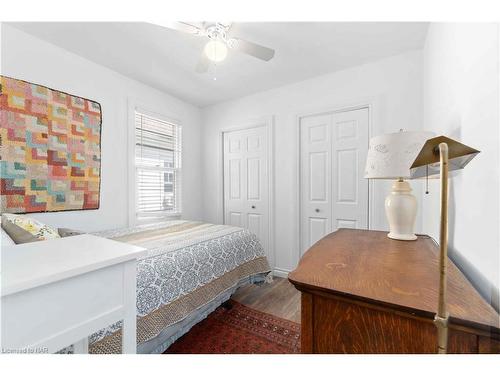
[89,220,271,354]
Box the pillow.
[1,227,16,246]
[58,228,86,237]
[1,213,60,244]
[1,219,40,244]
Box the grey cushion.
[58,228,86,237]
[1,217,41,244]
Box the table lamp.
[364,130,435,240]
[410,135,479,354]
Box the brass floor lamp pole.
[435,142,449,354]
[409,135,479,354]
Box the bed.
[87,220,271,354]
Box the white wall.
[1,24,203,231]
[422,23,500,310]
[201,50,424,274]
[4,22,498,310]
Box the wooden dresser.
[288,229,500,354]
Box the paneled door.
[300,114,333,253]
[300,107,369,255]
[223,126,269,259]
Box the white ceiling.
[9,22,429,107]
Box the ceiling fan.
[165,22,275,73]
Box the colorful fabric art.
[0,76,101,213]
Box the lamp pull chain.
[425,165,429,194]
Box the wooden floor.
[232,276,301,323]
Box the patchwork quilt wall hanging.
[0,76,102,213]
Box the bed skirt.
[89,257,270,354]
[141,272,269,354]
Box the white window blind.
[135,111,182,217]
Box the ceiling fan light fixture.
[204,40,228,62]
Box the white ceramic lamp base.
[385,180,417,241]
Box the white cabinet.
[1,234,146,354]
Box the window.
[135,111,182,218]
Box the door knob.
[315,208,320,213]
[251,205,256,209]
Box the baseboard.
[272,268,291,278]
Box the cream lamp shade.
[364,130,435,241]
[364,131,436,179]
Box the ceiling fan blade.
[230,38,275,61]
[161,22,204,36]
[195,52,211,73]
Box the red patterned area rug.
[164,300,300,354]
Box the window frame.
[128,102,182,226]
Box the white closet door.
[300,114,332,254]
[331,108,369,230]
[223,126,269,256]
[300,108,369,256]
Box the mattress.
[88,220,271,354]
